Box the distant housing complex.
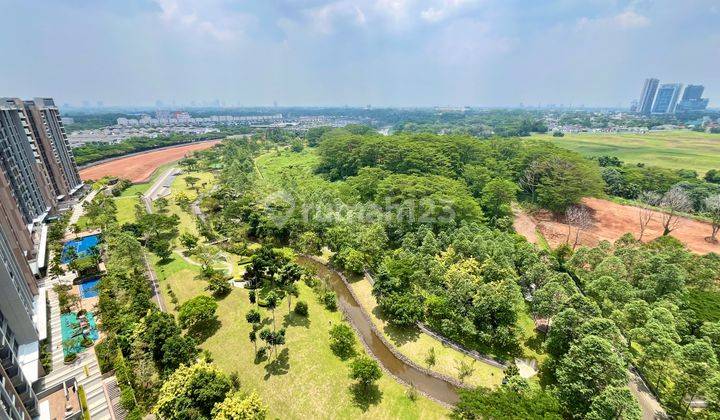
[116,111,284,126]
[636,78,710,115]
[0,97,83,419]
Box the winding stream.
[297,256,461,406]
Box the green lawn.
[254,148,320,191]
[154,253,449,419]
[350,276,504,388]
[532,130,720,175]
[159,170,216,238]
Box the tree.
[378,292,424,327]
[154,197,170,214]
[179,232,199,251]
[585,386,642,420]
[205,271,231,297]
[456,359,476,383]
[454,386,563,420]
[329,323,356,360]
[149,238,173,261]
[278,263,302,311]
[245,309,261,325]
[249,329,257,353]
[154,360,232,420]
[349,355,382,389]
[532,154,604,214]
[184,175,201,193]
[704,194,720,242]
[675,340,718,415]
[565,205,592,249]
[264,290,279,331]
[637,192,660,241]
[290,139,304,152]
[658,187,692,235]
[194,244,221,275]
[178,296,218,336]
[212,391,268,420]
[480,178,519,222]
[556,335,628,416]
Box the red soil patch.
[514,197,720,254]
[79,141,221,183]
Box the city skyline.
[2,0,719,108]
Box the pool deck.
[37,189,114,419]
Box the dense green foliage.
[194,128,720,418]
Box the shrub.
[294,301,309,316]
[329,323,356,360]
[64,353,78,363]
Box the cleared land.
[514,197,720,254]
[533,130,720,174]
[78,140,221,182]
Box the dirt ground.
[514,197,720,254]
[79,140,221,183]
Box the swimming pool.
[60,312,99,356]
[79,277,100,299]
[61,234,101,264]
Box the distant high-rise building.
[651,83,683,114]
[637,78,659,115]
[676,84,709,112]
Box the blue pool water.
[79,277,100,299]
[60,312,99,356]
[61,234,100,264]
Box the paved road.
[142,166,178,212]
[628,370,669,419]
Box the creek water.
[297,256,460,405]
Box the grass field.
[154,251,448,419]
[532,130,720,175]
[157,170,216,238]
[254,148,320,190]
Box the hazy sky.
[2,0,719,107]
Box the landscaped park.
[68,126,720,419]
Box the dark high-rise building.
[676,84,709,112]
[0,100,56,229]
[0,97,82,420]
[651,83,683,114]
[22,98,83,199]
[637,78,659,115]
[0,179,42,420]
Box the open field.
[514,197,720,254]
[532,130,720,174]
[78,140,221,182]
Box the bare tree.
[520,160,543,203]
[705,194,720,243]
[637,191,661,241]
[566,205,592,249]
[658,187,692,236]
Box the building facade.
[0,97,81,419]
[23,98,82,199]
[651,83,683,114]
[637,78,659,115]
[0,197,41,420]
[676,84,709,112]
